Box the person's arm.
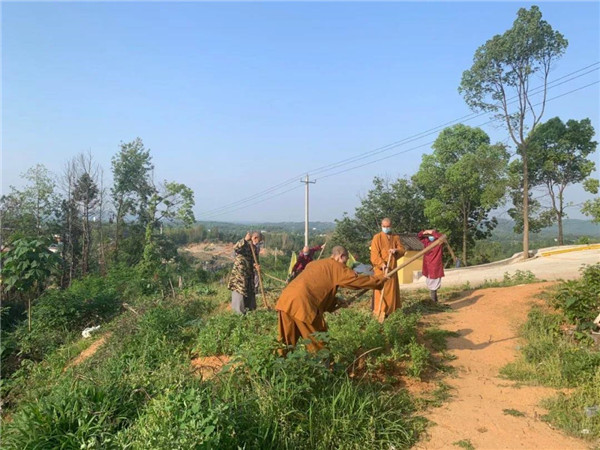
[338,264,385,290]
[431,229,443,239]
[394,236,406,258]
[233,237,248,253]
[417,230,432,245]
[308,245,322,257]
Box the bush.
[551,264,600,330]
[326,309,385,365]
[14,275,121,361]
[383,311,420,352]
[407,340,430,379]
[115,385,233,449]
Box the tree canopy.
[413,124,509,265]
[459,5,568,259]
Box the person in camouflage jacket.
[228,231,263,314]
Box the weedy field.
[0,254,458,449]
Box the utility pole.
[300,174,316,247]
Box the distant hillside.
[196,221,336,234]
[490,218,600,241]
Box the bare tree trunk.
[98,171,107,275]
[558,191,564,246]
[462,210,468,267]
[522,151,530,259]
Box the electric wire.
[199,66,599,219]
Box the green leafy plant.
[551,264,600,330]
[407,340,431,379]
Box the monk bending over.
[275,245,385,354]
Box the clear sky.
[2,1,599,223]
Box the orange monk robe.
[275,258,384,353]
[370,232,406,321]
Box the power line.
[197,63,598,217]
[199,67,599,219]
[202,79,599,219]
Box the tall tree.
[1,164,59,240]
[21,164,58,236]
[140,182,195,276]
[506,159,554,235]
[414,124,509,265]
[459,5,568,259]
[110,138,154,262]
[73,172,99,274]
[528,117,597,244]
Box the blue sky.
[2,1,599,223]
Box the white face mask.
[382,227,391,234]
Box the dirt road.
[406,245,600,290]
[416,282,589,449]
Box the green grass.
[500,266,600,441]
[2,277,437,449]
[424,328,460,352]
[479,270,539,288]
[453,438,475,450]
[503,408,526,417]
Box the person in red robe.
[288,244,323,282]
[417,229,445,302]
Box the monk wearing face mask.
[288,244,324,282]
[370,218,405,322]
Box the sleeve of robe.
[308,245,322,257]
[276,259,384,325]
[233,238,248,253]
[392,235,406,261]
[370,233,386,268]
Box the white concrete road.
[403,244,600,291]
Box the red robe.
[291,245,322,277]
[418,230,445,279]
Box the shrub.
[14,275,121,361]
[326,309,385,365]
[383,311,420,352]
[551,264,600,330]
[407,340,430,379]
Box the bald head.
[381,218,391,227]
[331,245,349,264]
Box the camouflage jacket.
[227,238,259,297]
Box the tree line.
[331,6,598,265]
[1,139,196,323]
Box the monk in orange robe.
[276,245,385,353]
[370,217,406,322]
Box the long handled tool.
[444,240,461,268]
[376,252,393,322]
[317,240,328,260]
[348,235,448,303]
[249,241,269,309]
[263,272,286,284]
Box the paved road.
[403,245,600,290]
